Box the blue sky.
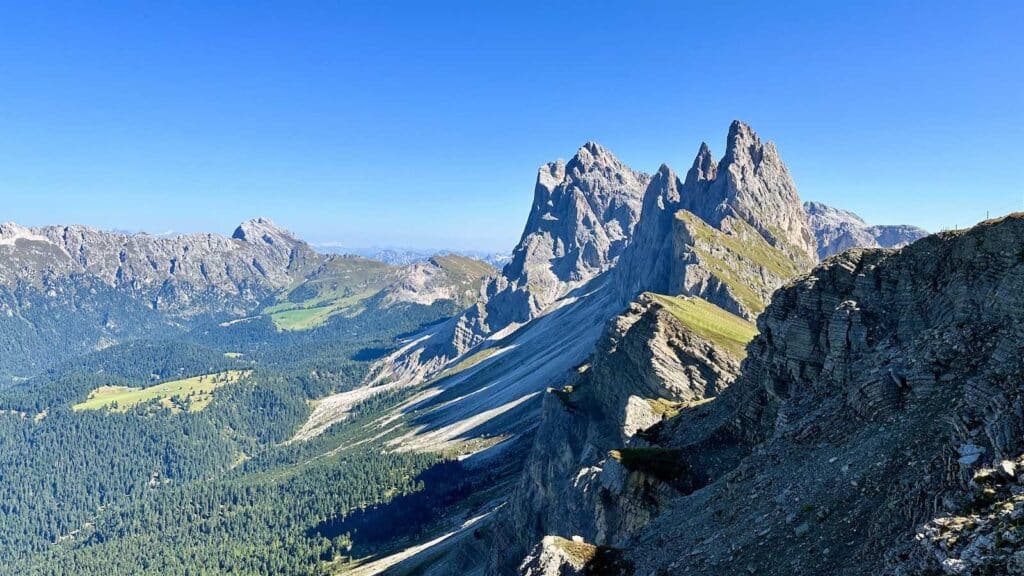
[0,1,1021,251]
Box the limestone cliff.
[616,122,813,320]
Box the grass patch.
[429,254,495,279]
[548,536,597,566]
[266,289,378,331]
[647,293,757,357]
[609,447,687,483]
[73,370,251,413]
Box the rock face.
[373,143,650,384]
[488,293,753,573]
[582,214,1024,575]
[681,121,819,266]
[616,122,812,320]
[503,142,650,307]
[805,201,928,260]
[476,142,649,333]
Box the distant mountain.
[317,245,510,269]
[804,201,928,259]
[0,218,495,382]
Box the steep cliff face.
[616,122,812,320]
[504,142,650,298]
[608,214,1024,575]
[681,121,819,267]
[470,142,650,337]
[805,201,928,259]
[488,293,755,573]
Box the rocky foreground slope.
[509,213,1024,575]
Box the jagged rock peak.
[232,217,297,244]
[683,141,718,188]
[722,119,772,166]
[567,140,630,174]
[697,120,818,265]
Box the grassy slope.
[429,254,495,281]
[263,256,396,331]
[647,293,758,357]
[263,255,494,331]
[72,369,250,412]
[675,211,798,315]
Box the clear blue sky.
[1,1,1021,251]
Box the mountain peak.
[684,141,718,188]
[569,141,620,171]
[232,217,294,243]
[723,119,767,166]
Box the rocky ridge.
[489,292,754,573]
[515,213,1024,575]
[0,217,315,314]
[0,219,494,382]
[615,121,812,320]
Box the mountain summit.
[681,120,818,265]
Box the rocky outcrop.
[373,143,650,383]
[479,142,649,330]
[379,255,495,308]
[606,213,1024,575]
[504,142,650,299]
[681,121,818,267]
[805,201,928,260]
[488,293,752,573]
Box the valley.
[0,121,1013,576]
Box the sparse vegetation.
[549,536,597,566]
[675,211,798,314]
[435,347,500,380]
[647,293,758,357]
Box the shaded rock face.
[505,142,650,292]
[612,214,1024,575]
[488,294,746,573]
[491,142,649,328]
[804,201,928,260]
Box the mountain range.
[2,121,1012,576]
